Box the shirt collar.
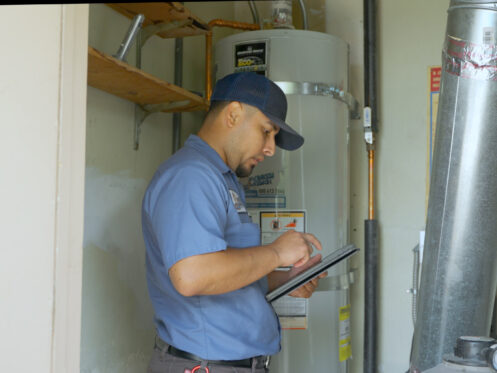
[185,135,232,175]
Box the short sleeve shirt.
[142,135,280,360]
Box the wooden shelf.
[106,2,209,38]
[87,46,209,113]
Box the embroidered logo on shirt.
[229,190,247,213]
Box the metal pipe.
[364,219,378,373]
[134,25,143,151]
[205,31,213,102]
[363,0,378,372]
[173,37,183,153]
[248,1,262,29]
[297,0,309,30]
[114,14,145,62]
[364,0,378,133]
[204,20,260,102]
[410,1,497,372]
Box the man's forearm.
[169,230,319,296]
[169,245,280,296]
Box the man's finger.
[306,242,313,255]
[318,271,328,279]
[293,253,310,267]
[308,253,322,264]
[306,281,316,293]
[303,233,323,251]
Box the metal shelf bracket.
[134,100,192,150]
[134,105,150,151]
[132,16,195,151]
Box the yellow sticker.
[339,304,352,362]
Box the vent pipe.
[410,1,497,371]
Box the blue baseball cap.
[210,72,304,151]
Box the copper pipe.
[368,149,375,220]
[205,31,213,102]
[208,19,260,29]
[205,19,260,102]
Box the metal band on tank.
[443,35,497,80]
[448,0,497,11]
[274,81,360,119]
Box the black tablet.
[265,244,359,303]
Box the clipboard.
[265,244,359,303]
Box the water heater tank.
[215,30,356,373]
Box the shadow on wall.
[81,166,155,373]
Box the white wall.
[0,4,88,373]
[81,4,235,373]
[82,5,175,372]
[376,1,449,372]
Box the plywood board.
[87,46,208,112]
[107,2,209,38]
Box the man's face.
[228,105,280,178]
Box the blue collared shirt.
[142,135,280,360]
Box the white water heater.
[215,29,357,373]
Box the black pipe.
[364,219,378,373]
[364,0,378,372]
[172,36,183,153]
[364,0,378,134]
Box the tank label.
[243,170,286,209]
[240,149,286,209]
[339,304,352,361]
[234,41,267,75]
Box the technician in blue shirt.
[143,72,325,373]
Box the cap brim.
[266,113,304,151]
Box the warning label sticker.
[260,211,305,247]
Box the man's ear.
[225,101,243,128]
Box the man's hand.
[286,254,327,298]
[266,253,327,297]
[268,230,323,268]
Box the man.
[142,72,325,373]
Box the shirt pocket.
[225,221,261,248]
[237,210,253,224]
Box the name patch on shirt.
[229,189,247,213]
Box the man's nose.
[263,135,276,157]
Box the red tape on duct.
[443,35,497,80]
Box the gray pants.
[147,345,269,373]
